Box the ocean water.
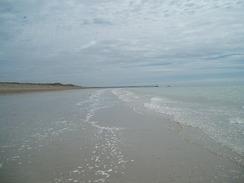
[0,88,243,182]
[0,90,130,183]
[112,85,244,166]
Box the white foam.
[11,156,20,160]
[72,170,80,174]
[111,89,138,102]
[94,179,105,183]
[95,156,100,162]
[76,89,130,181]
[229,117,244,124]
[96,168,112,178]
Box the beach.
[0,88,243,183]
[0,83,86,94]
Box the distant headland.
[0,82,87,94]
[0,82,160,95]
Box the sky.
[0,0,244,87]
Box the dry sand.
[0,83,86,94]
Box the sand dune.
[0,82,87,94]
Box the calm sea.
[112,85,244,166]
[0,89,129,183]
[0,87,243,182]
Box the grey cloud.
[82,18,113,25]
[1,0,244,86]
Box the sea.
[0,89,130,183]
[0,85,243,182]
[112,85,244,167]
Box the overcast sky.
[0,0,244,86]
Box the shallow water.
[112,85,244,166]
[0,88,243,182]
[0,90,131,183]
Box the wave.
[111,87,244,166]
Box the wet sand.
[0,83,86,94]
[92,100,244,183]
[0,89,243,183]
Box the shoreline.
[0,89,243,182]
[0,82,89,95]
[0,82,159,95]
[89,91,244,182]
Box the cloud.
[0,0,244,86]
[77,41,97,50]
[82,18,113,25]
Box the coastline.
[0,82,88,95]
[93,92,244,182]
[0,89,243,182]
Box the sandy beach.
[0,82,86,94]
[0,89,243,183]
